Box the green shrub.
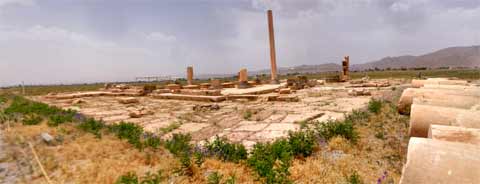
[247,140,293,184]
[116,170,163,184]
[243,110,252,120]
[78,118,105,138]
[140,170,163,184]
[48,112,74,126]
[368,98,383,114]
[108,122,144,149]
[5,96,61,116]
[207,171,223,184]
[287,131,315,157]
[225,175,236,184]
[315,119,358,143]
[165,133,192,156]
[205,136,247,163]
[193,150,205,167]
[116,172,138,184]
[143,133,161,149]
[346,171,363,184]
[346,110,369,123]
[22,114,43,125]
[179,152,193,176]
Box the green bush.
[193,150,205,167]
[143,133,161,149]
[247,140,293,184]
[346,171,363,184]
[165,133,192,156]
[346,109,369,123]
[116,172,139,184]
[207,171,223,184]
[22,114,43,125]
[315,119,358,143]
[368,98,383,114]
[47,112,75,126]
[287,130,315,157]
[225,175,236,184]
[116,170,163,184]
[108,122,144,148]
[5,96,61,116]
[243,110,252,120]
[78,118,105,138]
[205,136,247,163]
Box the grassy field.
[1,68,478,96]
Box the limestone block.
[166,84,182,90]
[429,125,480,145]
[118,97,139,104]
[397,88,480,114]
[409,104,480,137]
[399,138,480,184]
[411,79,468,88]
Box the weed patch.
[22,114,43,125]
[315,119,358,143]
[108,122,144,148]
[247,140,293,184]
[368,98,383,114]
[204,136,247,163]
[287,131,315,158]
[78,118,105,138]
[116,170,163,184]
[207,171,223,184]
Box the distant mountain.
[196,46,480,79]
[352,45,480,70]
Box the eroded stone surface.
[33,81,398,146]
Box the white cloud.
[0,0,34,7]
[146,32,176,42]
[0,25,180,86]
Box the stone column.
[341,56,349,81]
[267,10,279,84]
[187,66,193,85]
[238,68,249,88]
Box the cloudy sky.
[0,0,479,86]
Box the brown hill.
[352,45,480,70]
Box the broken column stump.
[237,68,250,89]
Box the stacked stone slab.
[398,78,480,184]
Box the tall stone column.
[267,10,279,84]
[187,66,193,85]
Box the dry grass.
[290,102,409,184]
[3,122,178,183]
